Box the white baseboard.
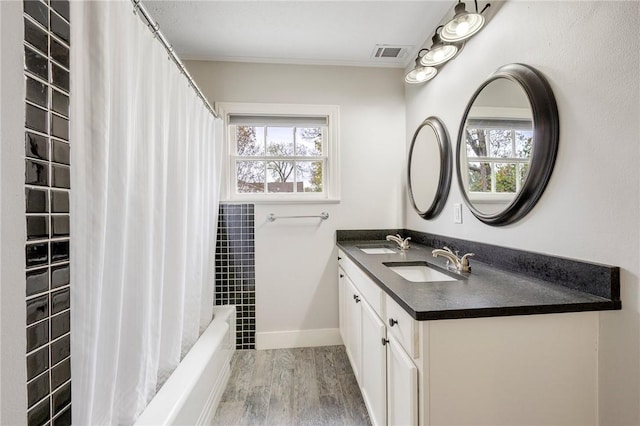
[256,328,343,350]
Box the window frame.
[217,102,340,203]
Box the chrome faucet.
[386,234,411,250]
[432,247,475,272]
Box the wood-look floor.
[213,345,372,426]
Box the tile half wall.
[215,203,256,350]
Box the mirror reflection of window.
[461,77,533,215]
[465,119,533,195]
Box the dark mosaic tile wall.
[23,1,72,425]
[215,204,256,350]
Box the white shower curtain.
[70,1,223,424]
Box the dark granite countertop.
[337,238,621,321]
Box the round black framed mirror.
[408,116,452,219]
[456,63,559,226]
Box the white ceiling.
[142,1,455,68]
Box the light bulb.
[441,10,486,42]
[456,21,470,36]
[405,66,437,84]
[420,45,458,67]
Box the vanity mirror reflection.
[456,63,559,226]
[408,116,452,219]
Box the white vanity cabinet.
[338,251,419,426]
[338,248,600,426]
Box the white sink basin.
[358,246,396,255]
[385,263,459,282]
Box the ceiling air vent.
[371,45,411,62]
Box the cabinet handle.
[352,294,357,300]
[354,296,361,303]
[381,338,389,346]
[338,256,342,260]
[339,274,344,278]
[388,318,398,327]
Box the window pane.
[237,161,265,193]
[297,161,323,193]
[468,162,492,192]
[488,129,513,158]
[295,128,323,156]
[465,128,487,158]
[515,130,533,158]
[495,163,517,193]
[236,126,265,156]
[266,127,294,157]
[267,160,295,193]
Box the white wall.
[0,1,28,423]
[185,61,406,348]
[404,1,639,423]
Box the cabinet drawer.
[339,252,383,318]
[386,294,419,358]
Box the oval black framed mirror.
[456,63,559,226]
[408,116,452,219]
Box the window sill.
[468,193,515,204]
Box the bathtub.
[135,305,236,425]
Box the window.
[462,118,533,201]
[219,103,340,202]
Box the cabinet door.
[338,267,347,346]
[387,335,418,426]
[361,300,387,426]
[344,276,362,383]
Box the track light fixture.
[420,26,459,67]
[404,1,491,84]
[405,49,438,84]
[441,0,491,43]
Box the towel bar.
[267,212,329,222]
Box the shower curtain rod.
[131,0,218,119]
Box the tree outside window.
[465,123,533,194]
[234,125,324,194]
